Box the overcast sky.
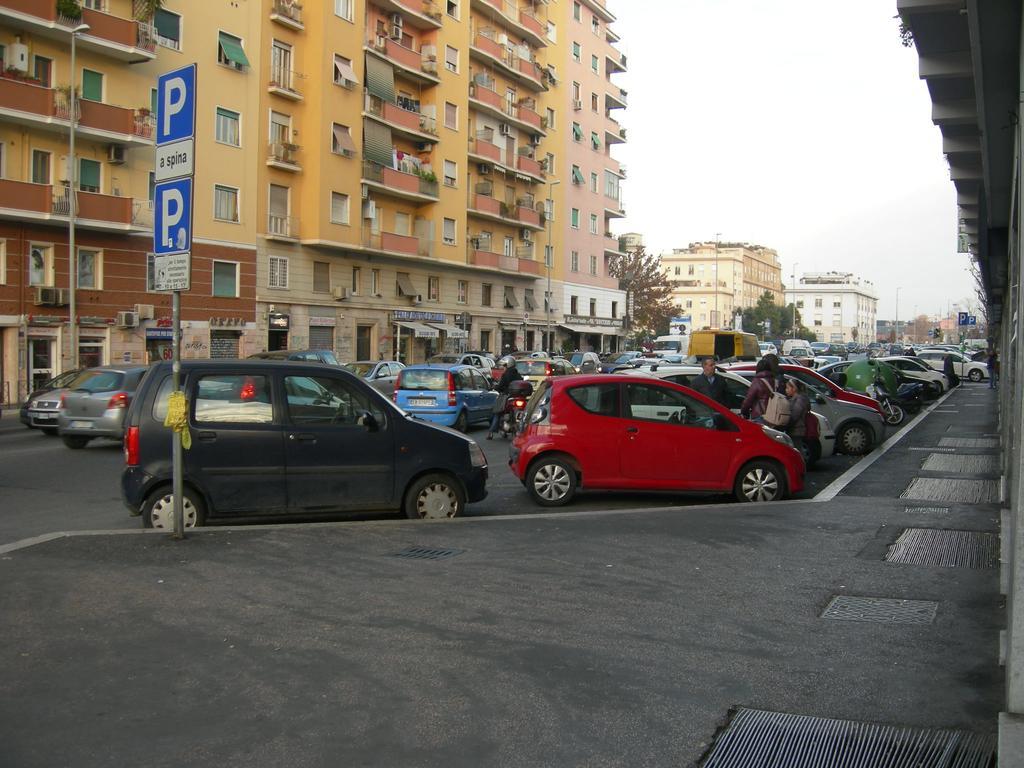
[610,0,976,322]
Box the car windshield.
[517,361,550,375]
[652,340,681,351]
[399,369,449,390]
[69,369,125,393]
[343,363,374,376]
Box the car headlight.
[761,425,795,449]
[469,441,487,468]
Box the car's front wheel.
[403,473,465,519]
[62,435,91,449]
[968,368,984,382]
[527,456,577,507]
[142,486,206,529]
[837,422,871,455]
[734,460,786,502]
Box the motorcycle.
[867,373,925,426]
[497,379,534,437]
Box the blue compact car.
[394,364,497,432]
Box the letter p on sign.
[156,64,196,145]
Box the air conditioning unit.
[477,163,491,175]
[573,100,582,111]
[362,200,377,219]
[390,24,402,39]
[520,228,532,241]
[498,122,511,136]
[107,145,126,164]
[33,287,59,306]
[134,303,155,320]
[332,286,349,300]
[116,310,139,328]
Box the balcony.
[268,66,303,101]
[269,0,303,30]
[606,50,627,74]
[364,94,438,142]
[468,248,542,275]
[0,179,146,231]
[365,38,439,85]
[468,194,544,230]
[0,0,156,62]
[516,153,544,179]
[605,122,626,145]
[606,86,627,110]
[0,76,153,146]
[267,142,302,171]
[469,135,502,163]
[364,229,434,259]
[468,79,546,136]
[470,32,546,92]
[470,0,547,48]
[373,0,443,30]
[604,234,626,258]
[362,161,439,203]
[267,213,299,241]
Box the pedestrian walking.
[943,353,960,387]
[690,357,728,406]
[987,349,999,388]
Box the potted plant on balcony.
[56,0,83,20]
[417,169,437,184]
[132,0,165,21]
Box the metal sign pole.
[171,289,184,539]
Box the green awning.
[153,9,180,41]
[218,33,250,68]
[363,120,393,168]
[572,123,582,140]
[365,56,395,101]
[79,159,100,191]
[591,133,600,149]
[571,167,584,184]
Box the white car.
[759,342,778,356]
[915,350,989,382]
[878,356,950,393]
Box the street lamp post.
[895,287,902,344]
[544,178,560,354]
[791,263,799,339]
[67,22,90,371]
[714,233,721,328]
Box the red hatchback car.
[509,375,805,506]
[727,363,885,417]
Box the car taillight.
[240,377,257,400]
[545,363,552,377]
[393,377,400,402]
[107,392,129,409]
[124,426,139,466]
[512,398,527,408]
[447,371,457,406]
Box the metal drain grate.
[702,707,995,768]
[904,506,950,515]
[938,437,998,449]
[885,528,998,569]
[821,595,938,625]
[901,477,1000,503]
[391,546,464,561]
[921,454,999,474]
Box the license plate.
[70,420,92,429]
[408,398,435,407]
[32,415,55,422]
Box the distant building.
[660,242,783,329]
[786,273,878,344]
[618,232,644,252]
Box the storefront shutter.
[309,326,334,350]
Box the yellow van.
[688,330,760,361]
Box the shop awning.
[395,321,438,338]
[396,273,419,297]
[560,323,623,335]
[428,322,469,339]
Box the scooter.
[498,379,534,437]
[867,374,925,426]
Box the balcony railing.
[362,161,439,198]
[268,66,303,99]
[268,142,301,168]
[365,94,437,136]
[364,229,434,258]
[52,190,133,225]
[4,2,159,60]
[267,213,298,239]
[270,0,303,27]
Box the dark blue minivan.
[121,361,488,528]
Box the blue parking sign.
[958,311,969,326]
[156,64,196,145]
[153,177,193,255]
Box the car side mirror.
[356,410,379,431]
[815,394,827,405]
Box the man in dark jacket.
[487,362,522,439]
[690,357,728,406]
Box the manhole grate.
[821,595,938,624]
[904,506,950,515]
[921,454,999,474]
[391,546,464,561]
[885,528,998,569]
[901,477,1000,503]
[702,707,995,768]
[938,437,998,449]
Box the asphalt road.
[0,410,865,547]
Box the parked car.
[810,341,831,356]
[428,352,494,376]
[598,351,643,373]
[57,365,150,449]
[916,349,989,382]
[121,360,488,526]
[342,360,405,396]
[811,355,843,369]
[618,366,836,468]
[567,351,602,373]
[509,375,805,506]
[515,357,577,385]
[394,364,497,431]
[758,342,778,357]
[247,349,340,365]
[20,368,83,434]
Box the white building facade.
[785,273,878,344]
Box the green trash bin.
[842,359,899,394]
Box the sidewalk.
[0,385,1002,767]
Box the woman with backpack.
[783,378,812,461]
[740,358,776,423]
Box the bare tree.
[607,246,680,340]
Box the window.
[212,261,239,297]
[79,159,100,193]
[685,300,692,309]
[334,0,352,20]
[688,265,694,275]
[33,56,52,87]
[268,255,288,288]
[545,107,555,130]
[371,269,380,295]
[591,92,598,111]
[444,101,458,130]
[571,122,582,142]
[446,0,459,19]
[572,81,581,101]
[215,107,240,146]
[428,276,440,301]
[350,266,361,294]
[458,280,467,303]
[443,159,457,187]
[0,240,4,285]
[611,301,618,318]
[545,152,555,174]
[625,384,716,428]
[31,150,50,185]
[590,172,598,193]
[77,248,100,289]
[443,217,456,245]
[814,298,823,308]
[796,300,804,309]
[148,172,155,201]
[218,32,250,71]
[285,375,382,426]
[589,214,598,234]
[270,110,290,145]
[572,42,581,62]
[569,383,619,417]
[29,244,51,286]
[674,266,681,275]
[833,300,842,308]
[330,192,349,224]
[153,9,181,49]
[591,131,600,150]
[544,245,552,267]
[571,208,580,228]
[589,298,597,316]
[573,2,581,21]
[503,236,513,257]
[591,54,599,73]
[445,45,459,73]
[570,251,579,272]
[214,185,239,222]
[482,283,492,306]
[592,15,600,34]
[195,375,272,424]
[546,21,556,42]
[333,54,358,88]
[589,254,597,275]
[331,123,355,156]
[571,165,584,184]
[81,69,103,102]
[604,170,618,197]
[313,261,330,293]
[570,295,579,314]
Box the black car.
[122,360,488,528]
